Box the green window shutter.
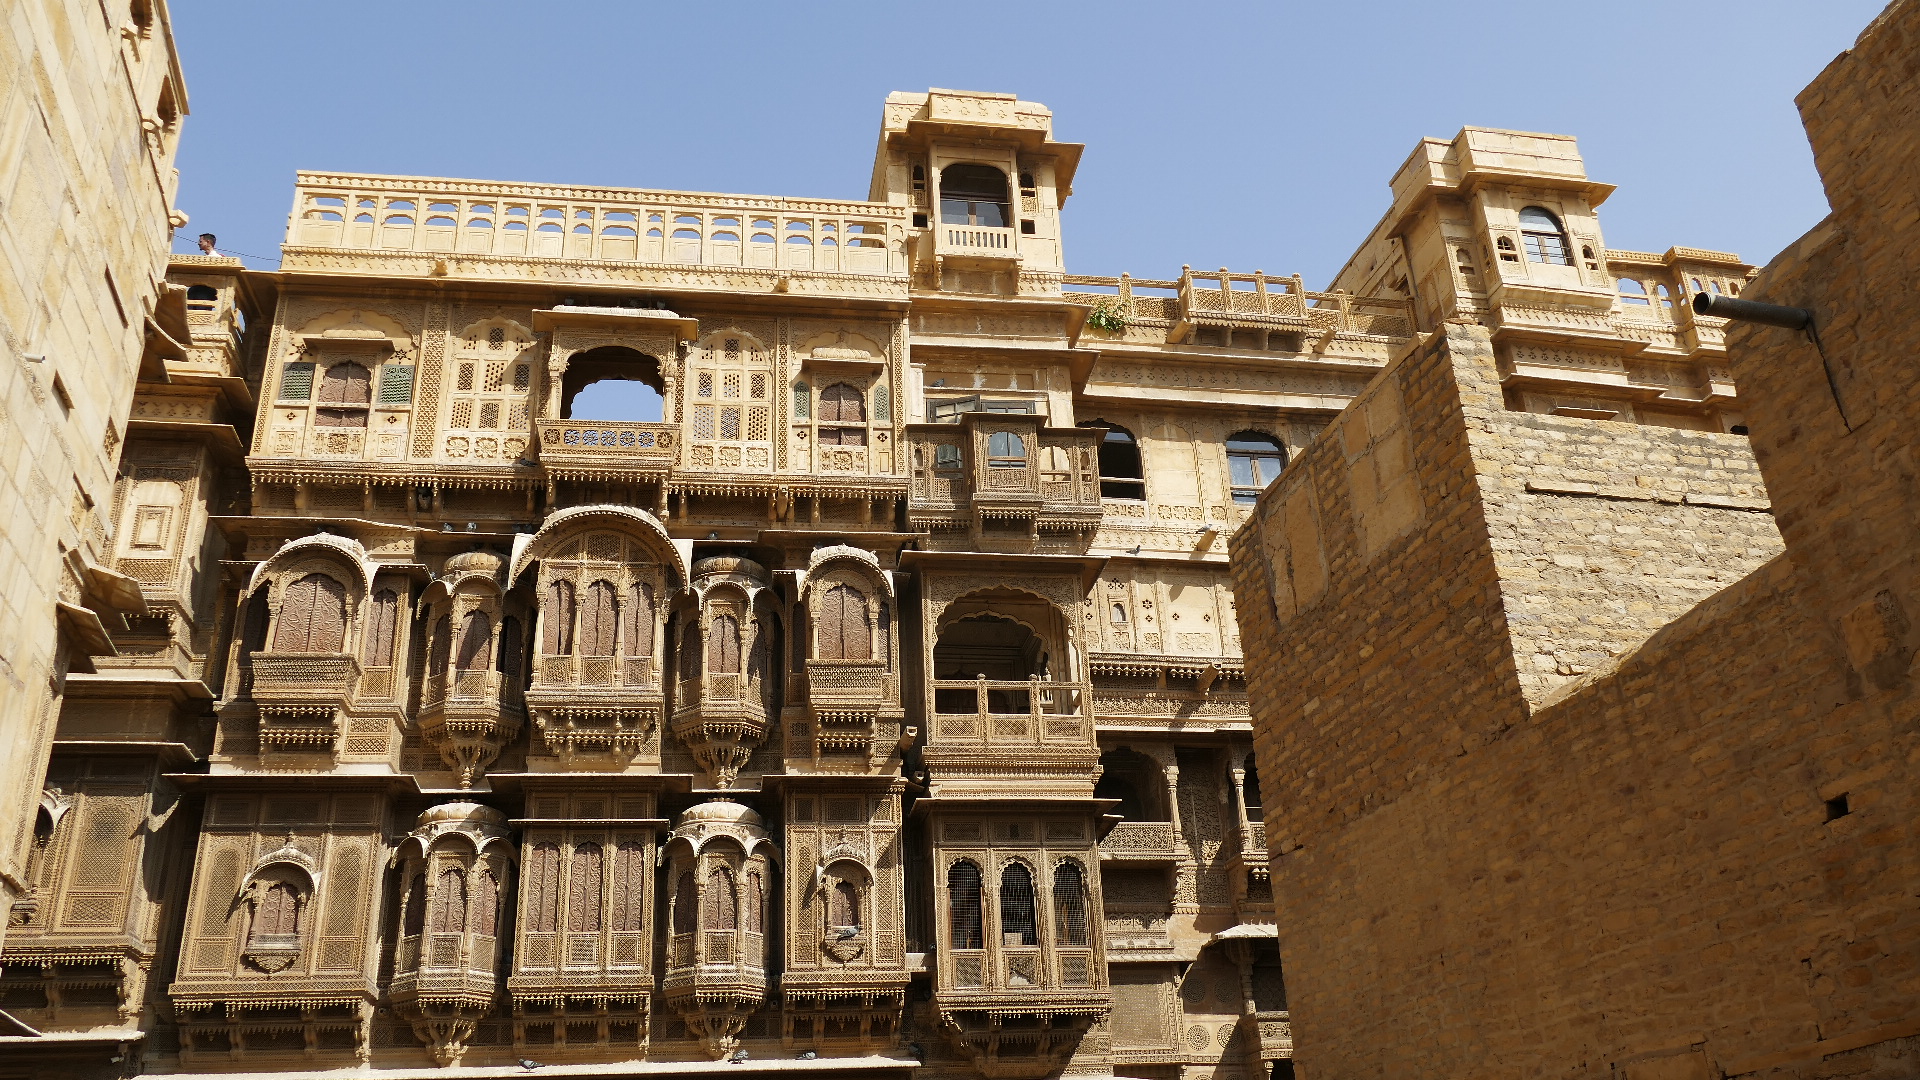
[793,381,810,419]
[377,364,416,405]
[280,362,315,400]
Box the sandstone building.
[0,0,190,960]
[2,53,1754,1080]
[1230,2,1920,1078]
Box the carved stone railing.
[248,652,360,752]
[420,668,524,788]
[525,654,662,763]
[1090,689,1251,721]
[671,674,771,787]
[1251,1010,1293,1059]
[939,224,1017,260]
[907,420,1102,526]
[1064,268,1415,342]
[284,173,909,292]
[535,420,676,479]
[805,659,894,711]
[1098,821,1180,862]
[929,677,1089,747]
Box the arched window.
[948,860,984,949]
[1080,420,1145,499]
[678,619,701,681]
[543,580,576,655]
[1227,431,1288,505]
[613,842,647,933]
[940,164,1010,228]
[580,580,618,657]
[819,383,867,448]
[569,842,603,932]
[403,873,428,937]
[363,588,399,665]
[274,573,348,652]
[627,583,655,658]
[817,583,872,660]
[1110,603,1129,626]
[316,361,372,428]
[1000,863,1037,946]
[704,866,737,931]
[987,431,1025,467]
[473,867,499,937]
[455,609,492,670]
[251,880,301,941]
[743,870,764,934]
[708,614,742,674]
[673,871,698,935]
[428,615,452,676]
[1518,207,1572,266]
[1618,278,1650,305]
[1052,862,1089,946]
[1655,283,1674,308]
[431,867,466,934]
[830,880,861,930]
[1495,236,1519,262]
[526,843,559,933]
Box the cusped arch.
[799,544,893,600]
[453,316,535,351]
[509,504,687,585]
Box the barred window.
[1052,862,1089,946]
[1000,863,1037,946]
[948,860,984,949]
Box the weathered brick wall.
[1231,3,1920,1077]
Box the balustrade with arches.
[671,557,780,788]
[661,800,778,1059]
[417,550,527,788]
[389,803,516,1067]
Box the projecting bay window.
[939,164,1011,228]
[1519,206,1572,266]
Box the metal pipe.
[1693,291,1813,330]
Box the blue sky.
[168,1,1884,289]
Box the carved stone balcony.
[1250,1010,1293,1062]
[936,988,1110,1080]
[1098,821,1180,864]
[534,420,676,483]
[924,676,1098,793]
[247,652,360,752]
[419,669,524,788]
[801,658,901,765]
[671,673,770,788]
[907,415,1102,534]
[525,655,663,763]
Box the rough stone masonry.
[1230,2,1920,1077]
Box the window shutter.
[743,870,763,934]
[527,844,560,933]
[377,364,415,404]
[428,615,452,675]
[544,580,575,655]
[673,872,697,935]
[455,609,492,670]
[627,583,655,658]
[498,616,524,685]
[679,620,701,681]
[473,867,498,936]
[275,574,347,652]
[280,362,315,400]
[582,581,618,657]
[403,873,427,937]
[704,866,736,931]
[431,867,466,934]
[362,589,399,664]
[613,843,646,933]
[318,361,372,405]
[708,615,741,674]
[568,843,604,932]
[817,588,844,660]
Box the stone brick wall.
[1231,3,1920,1077]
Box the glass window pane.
[1229,455,1256,488]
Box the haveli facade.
[4,79,1751,1079]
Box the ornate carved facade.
[8,84,1748,1078]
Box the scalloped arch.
[800,544,893,599]
[295,307,412,347]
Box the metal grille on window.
[1000,863,1038,946]
[948,860,984,950]
[1053,862,1089,946]
[376,364,415,404]
[280,362,315,400]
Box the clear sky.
[167,0,1886,290]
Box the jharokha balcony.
[800,658,900,766]
[419,668,525,788]
[525,653,665,763]
[907,414,1102,534]
[248,652,360,752]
